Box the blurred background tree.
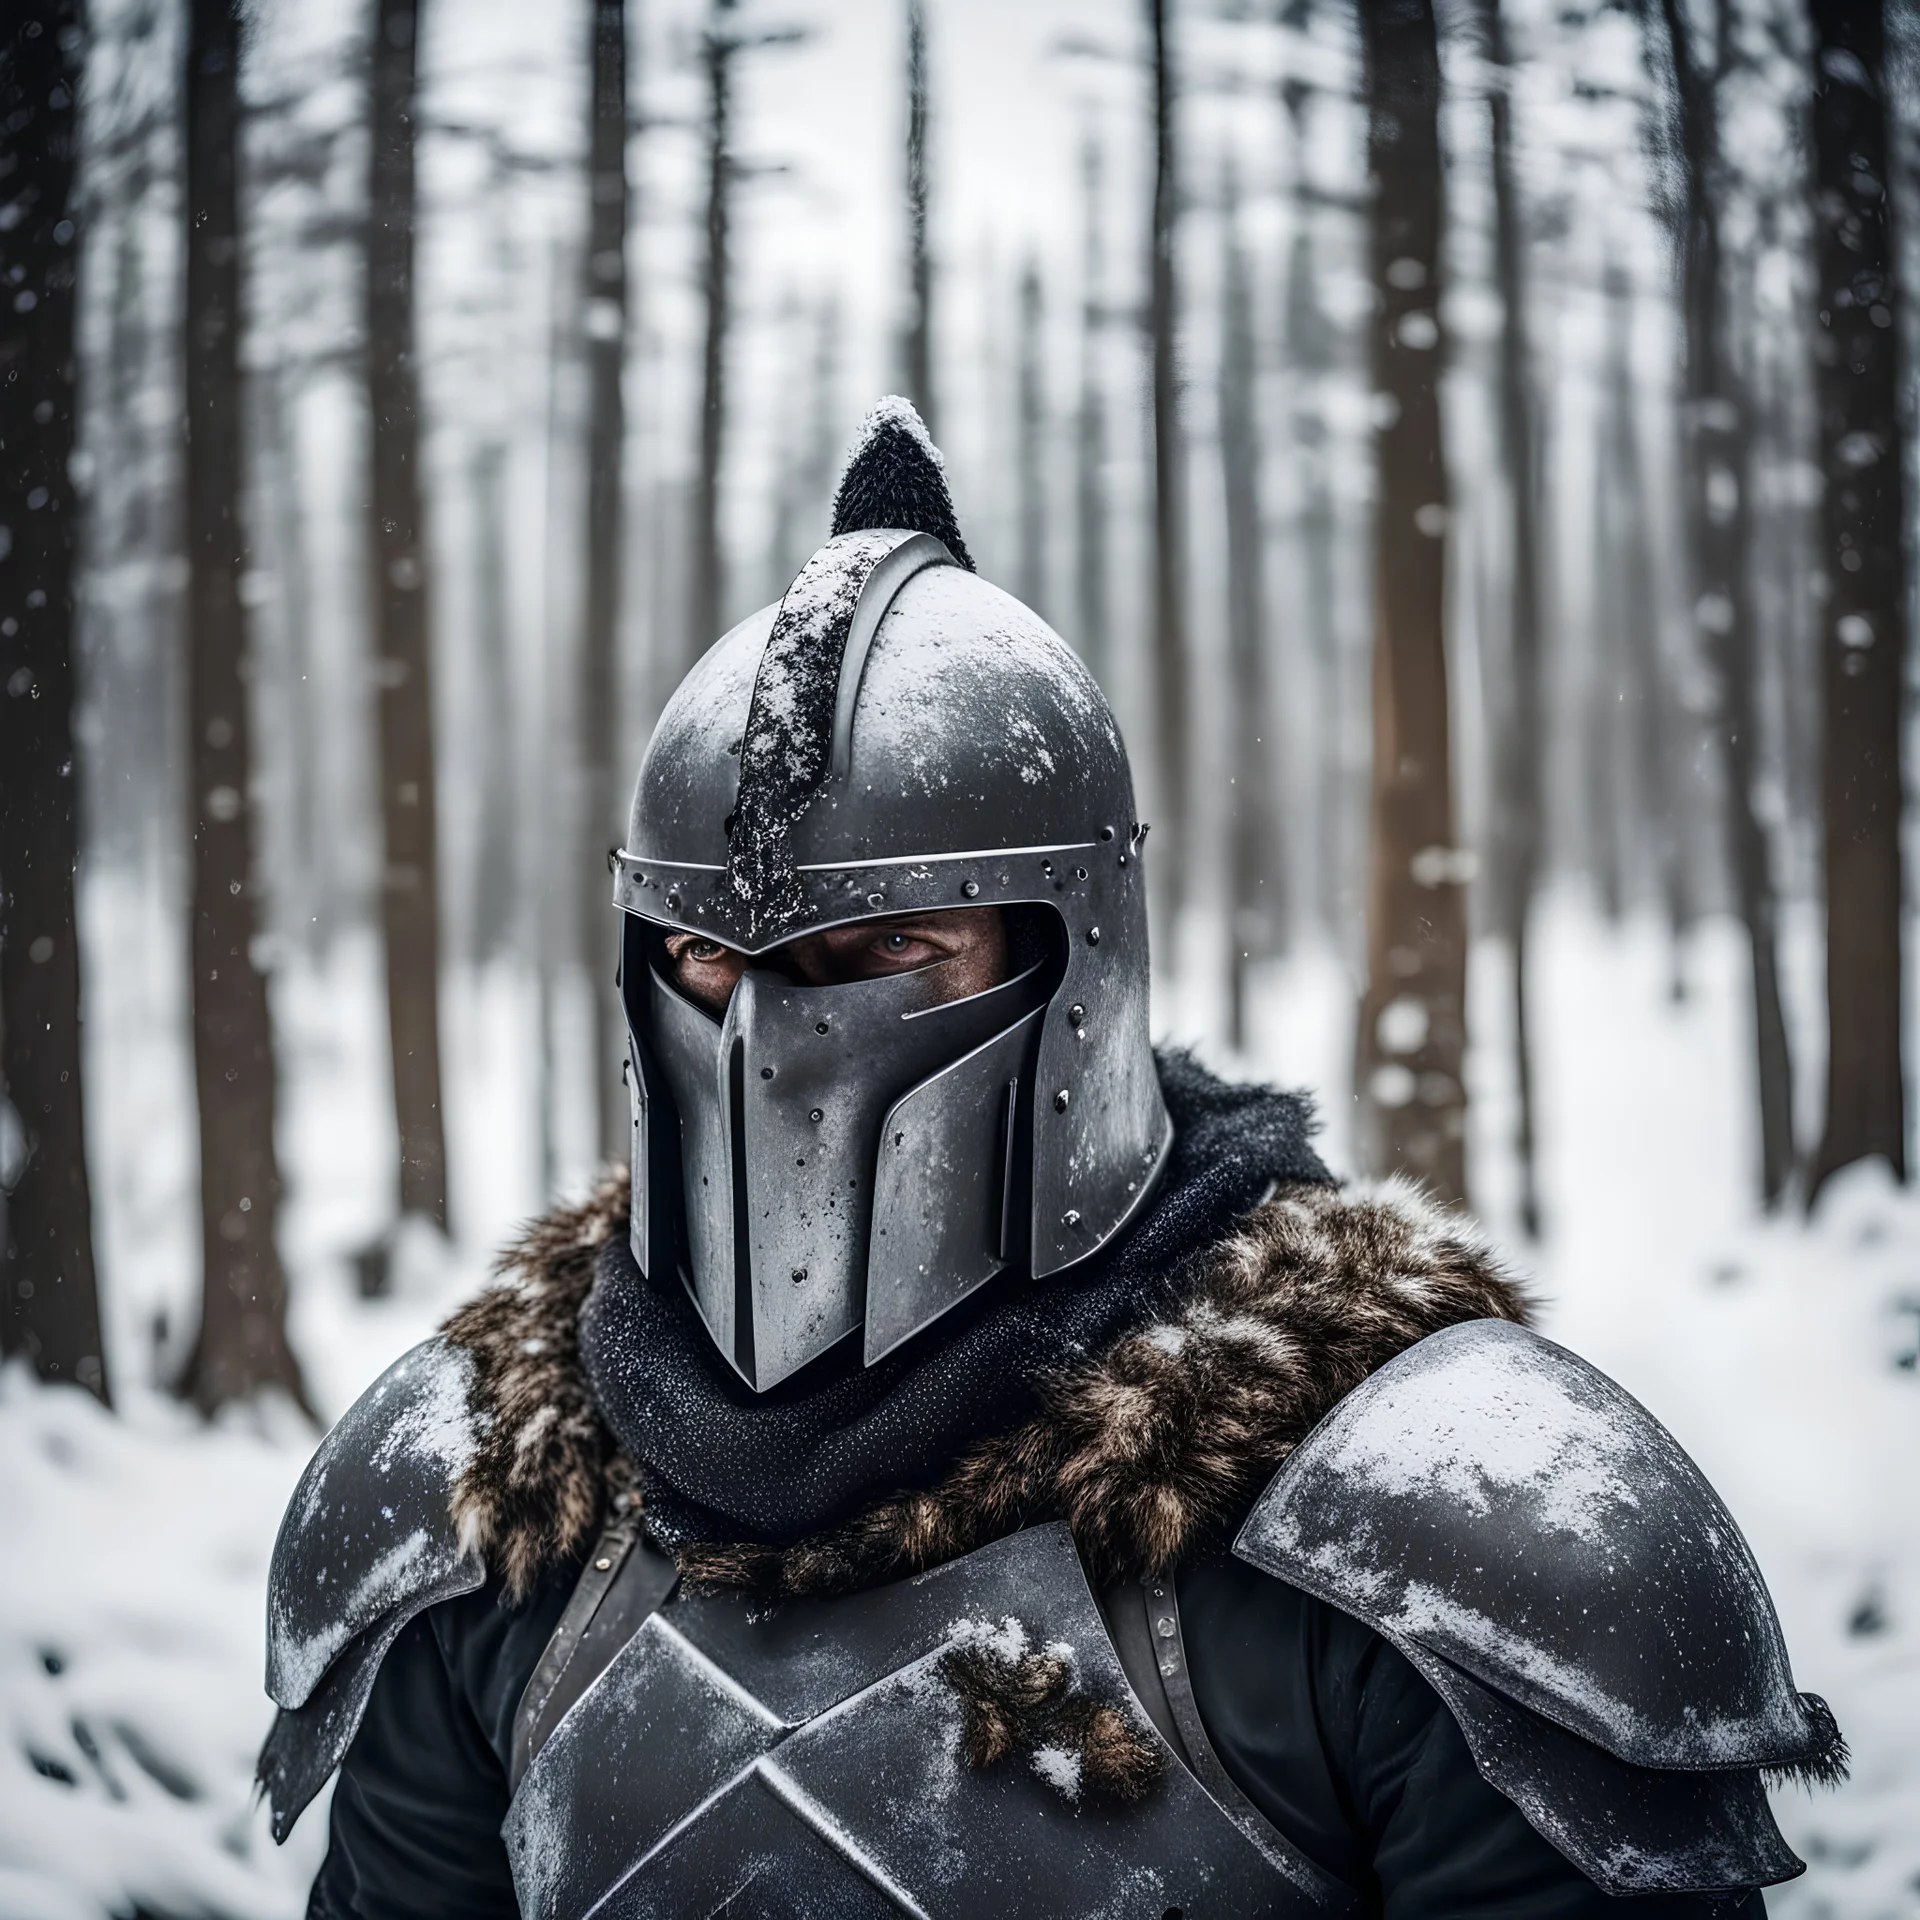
[10,0,1916,1414]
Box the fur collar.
[443,1176,1530,1602]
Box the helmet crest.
[829,395,976,569]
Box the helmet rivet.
[962,878,980,899]
[666,891,681,912]
[1087,926,1101,946]
[1042,860,1054,877]
[1063,1209,1082,1228]
[791,1267,807,1286]
[1074,866,1087,880]
[866,891,886,909]
[815,1021,829,1034]
[809,1107,823,1122]
[760,1066,775,1080]
[1118,854,1128,867]
[1054,1089,1071,1112]
[1068,1004,1086,1025]
[1099,826,1115,842]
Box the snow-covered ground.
[3,891,1916,1917]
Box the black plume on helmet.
[828,396,976,571]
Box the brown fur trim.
[677,1179,1531,1599]
[443,1175,1530,1605]
[442,1170,632,1600]
[939,1626,1161,1802]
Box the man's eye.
[685,940,725,962]
[883,933,911,952]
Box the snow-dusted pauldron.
[612,410,1170,1391]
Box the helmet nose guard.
[646,957,1051,1390]
[615,398,1172,1392]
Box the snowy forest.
[2,0,1918,1911]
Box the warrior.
[262,399,1843,1918]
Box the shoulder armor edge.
[265,1335,485,1711]
[1232,1318,1838,1779]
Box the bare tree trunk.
[1658,0,1795,1204]
[259,368,320,960]
[1220,165,1278,1054]
[806,295,844,545]
[691,0,736,663]
[470,443,515,962]
[1354,0,1467,1205]
[1479,0,1543,1234]
[1074,134,1109,685]
[367,0,449,1230]
[1146,0,1189,923]
[903,0,935,435]
[1808,0,1908,1200]
[177,0,310,1413]
[581,0,630,1163]
[1601,262,1692,994]
[1015,261,1046,618]
[0,0,108,1404]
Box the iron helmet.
[613,398,1170,1391]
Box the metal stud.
[1087,926,1102,946]
[962,878,980,899]
[1053,1089,1071,1112]
[1063,1209,1082,1228]
[595,1557,613,1571]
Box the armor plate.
[503,1522,1349,1920]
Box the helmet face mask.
[637,918,1057,1389]
[613,402,1173,1394]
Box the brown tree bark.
[903,0,935,436]
[1220,165,1279,1054]
[1807,0,1907,1200]
[1657,0,1795,1204]
[368,0,449,1228]
[1354,0,1467,1206]
[1479,0,1543,1234]
[691,0,736,665]
[0,0,108,1403]
[177,0,310,1413]
[1146,0,1189,923]
[581,0,630,1163]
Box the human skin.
[665,906,1009,1014]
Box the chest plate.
[503,1523,1336,1919]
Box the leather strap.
[510,1506,681,1791]
[1109,1570,1365,1917]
